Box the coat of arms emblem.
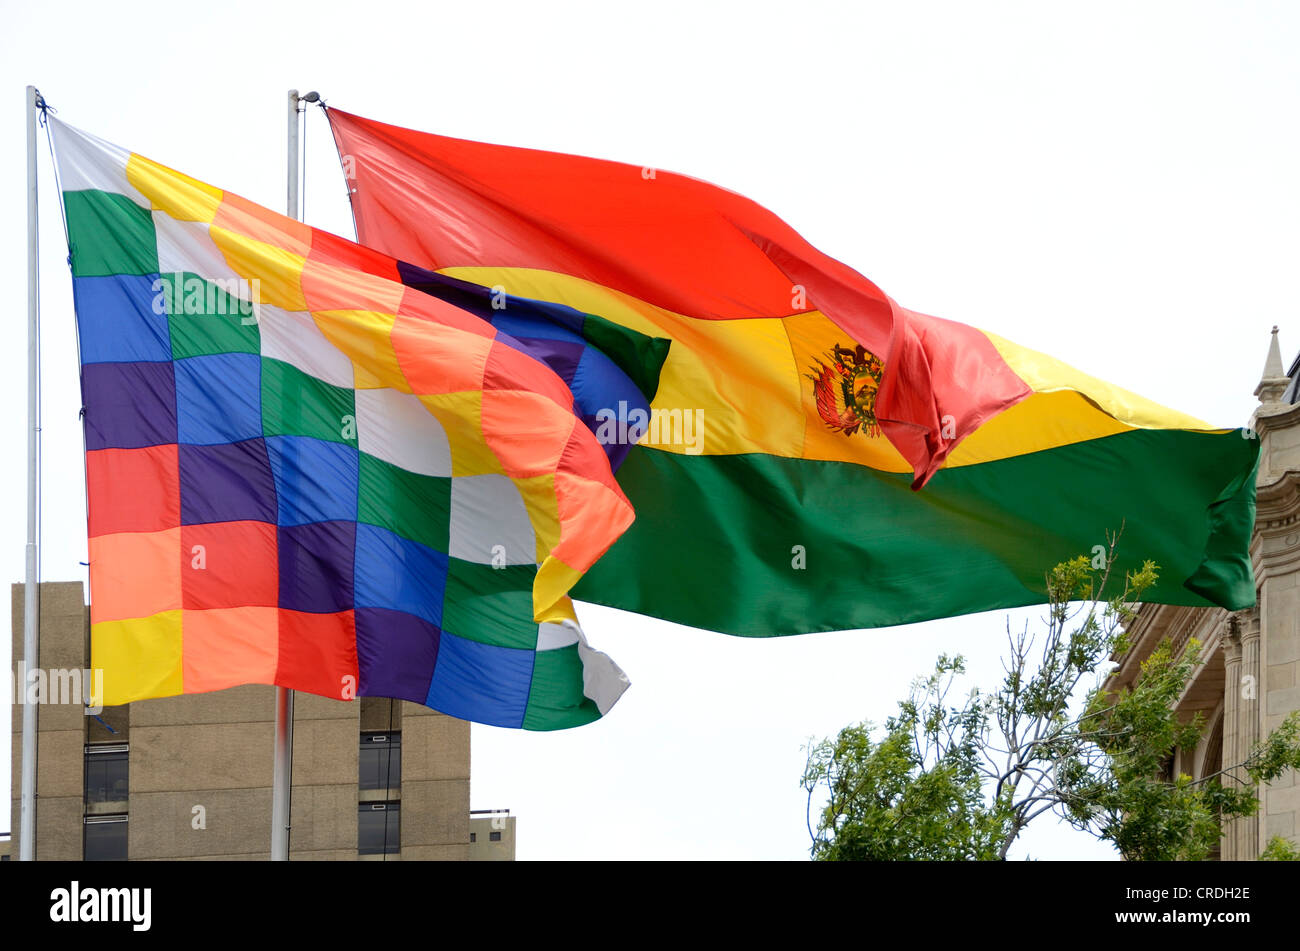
[807,343,885,438]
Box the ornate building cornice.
[1109,602,1225,690]
[1253,467,1300,528]
[1251,469,1300,582]
[1252,400,1300,437]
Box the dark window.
[358,802,400,855]
[470,832,477,843]
[489,830,502,842]
[85,744,128,804]
[359,733,401,791]
[84,815,127,861]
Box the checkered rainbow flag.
[50,115,640,730]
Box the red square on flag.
[277,609,359,701]
[87,444,180,537]
[181,520,278,610]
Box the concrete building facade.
[8,580,493,861]
[468,808,517,860]
[1109,329,1300,859]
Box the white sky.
[3,0,1297,859]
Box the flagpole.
[270,88,301,862]
[20,84,42,862]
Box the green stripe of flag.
[574,428,1259,635]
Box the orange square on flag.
[89,528,182,624]
[181,605,279,694]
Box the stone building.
[1108,329,1300,859]
[7,580,512,860]
[468,807,517,860]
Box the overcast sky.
[3,0,1297,859]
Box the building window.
[470,832,477,843]
[359,733,401,791]
[84,815,127,861]
[490,831,502,842]
[85,744,128,804]
[358,802,400,855]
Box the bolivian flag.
[328,108,1259,635]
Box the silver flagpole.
[20,85,42,862]
[270,88,301,862]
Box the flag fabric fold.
[51,115,646,729]
[327,107,1260,635]
[391,263,671,473]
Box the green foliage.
[802,656,1007,860]
[802,534,1300,861]
[1261,835,1300,861]
[1247,711,1300,782]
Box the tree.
[802,541,1300,860]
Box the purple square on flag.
[355,607,440,703]
[504,336,586,387]
[81,360,178,450]
[179,438,276,526]
[278,520,356,614]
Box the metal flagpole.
[20,85,42,862]
[270,88,301,862]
